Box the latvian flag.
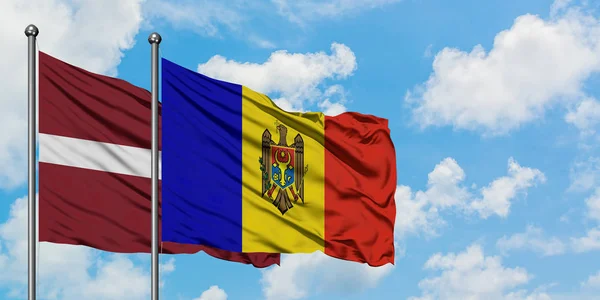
[37,51,279,268]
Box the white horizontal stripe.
[39,133,161,179]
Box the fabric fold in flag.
[161,58,397,266]
[38,51,279,268]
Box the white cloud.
[569,156,600,192]
[396,157,545,238]
[504,289,552,300]
[406,4,600,135]
[74,256,150,300]
[423,44,434,58]
[143,0,243,37]
[409,244,538,300]
[581,270,600,289]
[197,42,356,113]
[272,0,401,25]
[394,158,468,238]
[316,85,348,116]
[247,35,277,49]
[565,97,600,136]
[194,285,228,300]
[394,185,442,238]
[571,228,600,253]
[585,188,600,222]
[469,158,546,219]
[493,186,600,256]
[0,0,144,188]
[569,185,600,254]
[160,257,175,273]
[0,195,175,299]
[317,99,347,116]
[159,257,176,288]
[260,252,394,300]
[550,0,574,17]
[496,225,566,256]
[523,270,600,299]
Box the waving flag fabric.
[38,51,279,268]
[161,58,397,266]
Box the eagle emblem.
[259,122,308,215]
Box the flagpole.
[148,32,162,300]
[25,24,39,300]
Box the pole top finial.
[148,32,162,44]
[24,24,39,37]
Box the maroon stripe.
[39,162,279,267]
[39,51,162,149]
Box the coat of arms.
[259,122,308,215]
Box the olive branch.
[258,157,272,192]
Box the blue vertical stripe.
[161,58,243,252]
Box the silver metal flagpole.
[148,32,162,300]
[25,24,39,300]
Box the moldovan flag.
[38,51,279,268]
[161,58,397,266]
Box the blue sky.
[1,0,600,299]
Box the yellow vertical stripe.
[241,86,325,253]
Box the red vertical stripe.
[324,112,397,266]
